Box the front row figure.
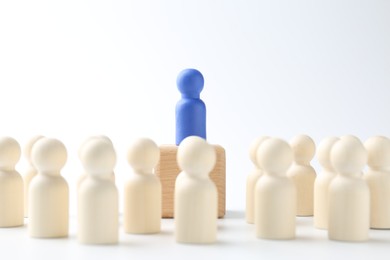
[255,138,296,240]
[29,138,69,238]
[0,137,24,228]
[175,136,218,244]
[328,137,369,242]
[78,138,118,244]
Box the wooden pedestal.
[155,144,226,218]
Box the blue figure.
[175,69,206,145]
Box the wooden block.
[155,144,226,218]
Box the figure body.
[175,69,206,145]
[364,136,390,229]
[255,138,296,239]
[0,137,23,227]
[313,137,339,229]
[23,135,44,217]
[29,138,68,238]
[124,138,161,234]
[328,137,369,241]
[78,138,118,244]
[175,136,217,244]
[246,136,269,224]
[287,135,316,216]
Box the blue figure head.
[176,68,204,98]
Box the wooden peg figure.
[364,136,390,229]
[78,138,118,244]
[29,138,69,238]
[246,136,269,224]
[175,69,206,145]
[0,137,24,227]
[124,138,161,234]
[77,135,115,190]
[175,136,217,244]
[255,138,296,240]
[328,137,369,241]
[23,135,44,217]
[313,137,339,229]
[287,135,316,216]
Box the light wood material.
[124,138,161,234]
[255,138,296,240]
[364,136,390,229]
[246,136,269,224]
[0,137,23,228]
[328,137,369,242]
[23,135,44,217]
[313,137,339,229]
[174,136,217,244]
[287,135,316,216]
[29,138,69,238]
[155,144,226,218]
[78,138,118,244]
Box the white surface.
[0,0,389,258]
[1,212,390,260]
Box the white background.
[0,0,389,258]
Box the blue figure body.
[175,69,206,145]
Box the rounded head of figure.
[176,68,204,98]
[80,138,116,177]
[127,138,160,173]
[290,134,315,164]
[331,138,367,176]
[24,135,44,163]
[341,135,362,143]
[32,138,67,175]
[78,135,113,159]
[256,138,293,176]
[249,136,269,167]
[0,137,21,170]
[177,136,216,178]
[364,136,390,170]
[317,137,340,170]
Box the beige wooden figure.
[313,137,339,229]
[364,136,390,229]
[246,136,269,224]
[175,136,217,244]
[23,135,44,217]
[0,137,23,227]
[287,134,316,216]
[78,138,118,244]
[255,138,296,240]
[124,138,161,234]
[328,137,369,242]
[29,138,69,238]
[77,135,115,190]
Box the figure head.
[177,136,216,178]
[24,135,44,163]
[177,68,204,98]
[317,137,340,171]
[331,138,367,176]
[32,138,67,175]
[80,138,116,177]
[290,134,316,164]
[0,137,21,170]
[127,138,160,173]
[249,136,269,167]
[78,135,113,159]
[364,136,390,170]
[256,137,293,176]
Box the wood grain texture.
[155,144,226,218]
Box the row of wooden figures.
[246,134,390,241]
[0,135,218,244]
